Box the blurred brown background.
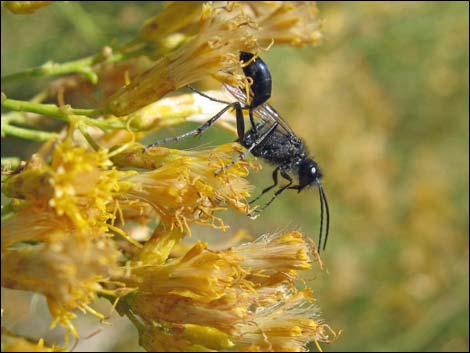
[2,2,468,352]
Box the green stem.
[1,96,126,130]
[1,96,97,121]
[1,43,148,85]
[2,58,98,84]
[1,124,58,141]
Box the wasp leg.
[144,101,241,151]
[248,108,258,135]
[248,170,293,217]
[249,167,280,204]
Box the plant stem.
[1,124,58,141]
[1,96,127,131]
[1,96,97,121]
[1,43,147,85]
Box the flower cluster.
[2,1,335,352]
[106,1,323,116]
[1,138,257,337]
[126,231,335,352]
[1,139,132,336]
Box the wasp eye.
[311,166,316,175]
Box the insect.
[145,52,330,252]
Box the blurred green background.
[2,2,468,352]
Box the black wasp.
[145,52,330,252]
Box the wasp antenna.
[318,185,324,254]
[320,185,330,251]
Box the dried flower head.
[119,143,258,234]
[1,140,138,248]
[125,229,335,351]
[240,1,323,47]
[138,2,203,58]
[233,289,334,352]
[1,2,333,350]
[1,234,122,337]
[106,2,259,116]
[2,140,133,232]
[139,321,235,352]
[127,90,238,134]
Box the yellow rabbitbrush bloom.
[236,230,313,273]
[125,230,334,351]
[106,2,258,116]
[107,1,323,116]
[138,2,323,61]
[138,2,203,58]
[1,206,73,251]
[233,289,334,352]
[1,234,122,338]
[139,322,234,352]
[130,293,248,336]
[119,143,259,234]
[127,240,247,303]
[240,1,323,48]
[2,140,137,241]
[1,2,335,350]
[127,90,240,134]
[1,139,137,336]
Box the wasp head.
[298,159,322,191]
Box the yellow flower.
[124,229,335,351]
[127,90,238,134]
[138,2,203,58]
[132,225,185,266]
[127,240,246,302]
[2,140,138,246]
[130,293,249,336]
[240,1,323,48]
[1,233,122,337]
[1,154,53,201]
[120,143,258,234]
[1,206,72,251]
[137,1,323,60]
[106,1,323,116]
[139,322,234,352]
[46,142,134,232]
[233,230,315,308]
[233,289,335,352]
[236,230,313,274]
[106,2,258,116]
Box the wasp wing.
[223,84,301,142]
